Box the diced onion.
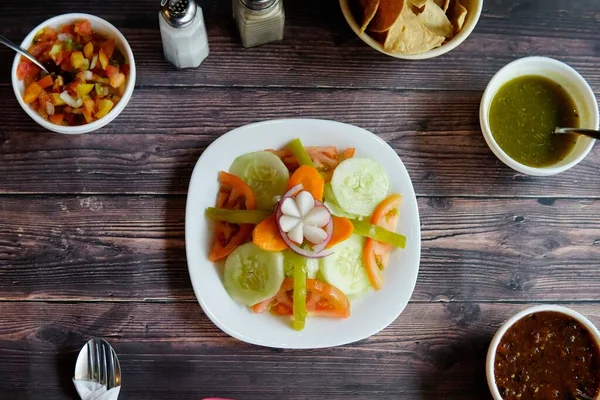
[57,33,73,42]
[90,54,98,69]
[45,102,55,116]
[83,70,93,81]
[102,86,109,97]
[59,91,83,108]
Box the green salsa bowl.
[479,57,599,176]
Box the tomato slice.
[364,194,403,290]
[271,278,350,318]
[268,146,356,181]
[208,171,257,262]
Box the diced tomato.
[16,61,40,80]
[28,42,52,58]
[35,27,57,42]
[273,278,351,318]
[120,64,130,75]
[106,65,125,88]
[363,194,403,290]
[36,75,53,89]
[74,20,93,36]
[49,113,64,125]
[100,39,116,59]
[23,82,44,104]
[209,171,257,262]
[38,92,51,108]
[60,24,74,35]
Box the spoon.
[74,338,121,398]
[0,33,50,74]
[555,127,600,140]
[576,389,595,400]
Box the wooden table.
[1,0,599,398]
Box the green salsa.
[489,75,580,167]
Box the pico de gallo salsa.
[16,19,130,126]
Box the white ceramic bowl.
[480,56,599,176]
[486,305,600,400]
[11,13,136,134]
[339,0,483,60]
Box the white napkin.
[73,379,121,400]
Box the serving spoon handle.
[0,34,50,74]
[555,127,600,140]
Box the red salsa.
[17,19,129,126]
[495,311,600,400]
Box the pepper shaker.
[159,0,209,68]
[233,0,285,48]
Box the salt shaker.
[233,0,285,48]
[159,0,209,68]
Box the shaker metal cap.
[240,0,277,11]
[161,0,197,28]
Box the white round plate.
[185,119,421,349]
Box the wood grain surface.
[0,0,599,398]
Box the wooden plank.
[0,0,599,91]
[1,301,599,399]
[2,86,600,197]
[2,195,600,302]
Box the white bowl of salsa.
[486,305,600,400]
[11,13,136,134]
[479,57,599,176]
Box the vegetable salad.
[205,138,406,330]
[16,19,129,126]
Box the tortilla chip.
[432,0,451,11]
[448,0,468,34]
[368,0,406,33]
[384,6,445,54]
[359,0,380,34]
[418,0,453,39]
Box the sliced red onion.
[312,200,334,253]
[282,183,303,201]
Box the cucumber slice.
[229,151,289,210]
[223,243,285,306]
[331,157,389,217]
[323,183,359,219]
[320,234,372,296]
[283,250,318,279]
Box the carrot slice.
[326,216,354,248]
[287,165,325,201]
[253,214,287,252]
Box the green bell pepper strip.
[287,138,315,168]
[205,208,271,224]
[350,219,407,249]
[291,253,308,331]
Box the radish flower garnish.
[278,190,331,245]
